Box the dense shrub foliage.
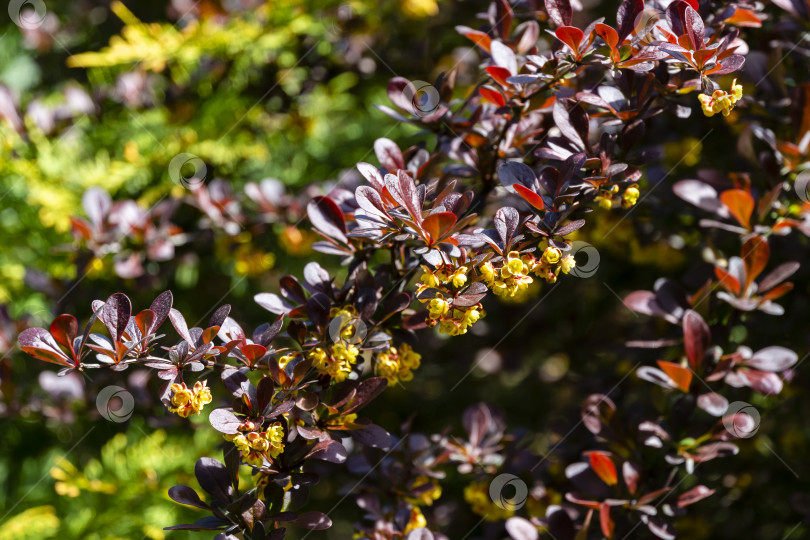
[3,0,810,539]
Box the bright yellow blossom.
[167,381,212,418]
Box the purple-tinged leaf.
[683,310,710,369]
[677,485,715,508]
[746,346,798,372]
[544,0,572,27]
[18,327,73,367]
[374,138,405,172]
[697,392,729,416]
[505,516,538,540]
[308,196,347,244]
[254,293,292,315]
[713,54,745,75]
[209,408,242,435]
[490,40,518,75]
[356,162,385,192]
[758,262,799,292]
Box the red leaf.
[555,26,584,55]
[422,212,458,245]
[373,138,404,172]
[486,66,513,87]
[657,360,693,392]
[761,282,793,301]
[479,86,506,107]
[741,235,769,292]
[49,314,78,355]
[724,7,762,27]
[456,26,492,53]
[514,184,546,211]
[589,452,618,486]
[240,344,267,363]
[595,23,618,48]
[720,189,754,229]
[714,266,741,295]
[600,503,614,539]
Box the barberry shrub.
[14,0,810,538]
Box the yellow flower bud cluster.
[223,421,285,467]
[308,343,359,382]
[376,342,422,385]
[167,380,212,418]
[698,78,743,117]
[594,183,640,209]
[464,481,515,521]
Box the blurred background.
[1,0,808,539]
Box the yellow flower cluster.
[419,264,468,290]
[464,481,515,521]
[404,507,428,533]
[594,183,640,209]
[480,248,576,293]
[406,475,443,506]
[418,263,486,336]
[224,422,285,467]
[480,251,535,297]
[167,381,212,418]
[421,293,485,336]
[308,343,359,382]
[376,343,422,385]
[331,305,359,334]
[698,78,743,117]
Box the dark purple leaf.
[169,485,211,510]
[616,0,644,41]
[103,293,131,342]
[306,440,348,463]
[195,457,234,503]
[343,377,389,413]
[209,305,231,329]
[290,511,331,530]
[498,161,536,190]
[149,290,173,333]
[349,423,393,449]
